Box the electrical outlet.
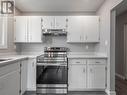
[105,40,108,46]
[86,45,89,49]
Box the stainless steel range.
[36,47,69,94]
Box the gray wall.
[96,0,123,92]
[116,10,127,77]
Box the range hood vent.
[42,29,67,36]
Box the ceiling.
[15,0,106,12]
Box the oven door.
[36,63,68,93]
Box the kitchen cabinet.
[14,16,42,43]
[42,16,54,29]
[67,16,100,43]
[14,16,27,42]
[42,16,67,29]
[54,16,68,29]
[0,62,20,95]
[27,58,36,91]
[87,59,106,89]
[83,16,100,42]
[68,59,87,91]
[28,16,42,42]
[67,16,83,42]
[68,58,106,91]
[21,60,28,95]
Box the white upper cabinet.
[15,16,99,43]
[54,16,68,29]
[14,16,42,43]
[42,16,67,29]
[67,16,83,42]
[42,16,54,29]
[67,16,100,43]
[83,16,100,42]
[15,16,28,42]
[28,16,42,42]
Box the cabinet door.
[28,16,42,42]
[14,16,28,42]
[0,70,20,95]
[87,64,106,89]
[68,62,86,91]
[42,16,55,29]
[55,16,67,29]
[67,16,83,43]
[21,60,28,95]
[27,59,36,91]
[83,16,100,42]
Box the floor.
[24,91,107,95]
[116,76,127,95]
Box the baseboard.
[105,89,116,95]
[115,73,125,80]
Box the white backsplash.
[16,36,100,55]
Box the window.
[0,14,7,49]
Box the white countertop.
[0,54,39,67]
[0,52,107,67]
[68,52,108,59]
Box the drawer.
[87,59,106,65]
[69,59,86,65]
[0,62,20,77]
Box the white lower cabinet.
[27,58,36,91]
[68,59,87,91]
[0,62,20,95]
[68,61,87,90]
[0,71,20,95]
[21,60,28,95]
[21,58,36,93]
[68,58,106,91]
[87,60,106,89]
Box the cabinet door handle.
[80,36,82,41]
[83,68,86,73]
[32,62,35,67]
[51,22,53,27]
[90,68,93,73]
[86,36,87,40]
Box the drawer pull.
[95,62,100,63]
[76,62,80,63]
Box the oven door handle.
[37,63,67,66]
